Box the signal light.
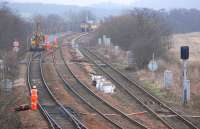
[181,46,189,60]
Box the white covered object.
[102,85,115,93]
[90,74,115,94]
[91,75,102,81]
[97,81,115,93]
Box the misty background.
[0,1,200,128]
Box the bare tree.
[63,9,96,31]
[93,8,171,69]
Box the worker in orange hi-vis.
[31,85,38,110]
[54,36,58,48]
[44,35,49,43]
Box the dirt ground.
[43,63,112,129]
[43,46,115,128]
[14,57,48,129]
[81,32,200,117]
[144,32,200,105]
[62,39,167,129]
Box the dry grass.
[171,32,200,62]
[136,32,200,112]
[0,91,22,129]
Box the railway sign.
[148,60,158,72]
[98,38,102,45]
[13,40,20,52]
[13,40,19,47]
[0,59,3,70]
[164,70,173,89]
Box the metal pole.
[182,60,190,104]
[27,36,29,51]
[2,60,5,89]
[27,34,32,51]
[0,61,2,80]
[182,60,185,104]
[183,60,187,80]
[153,52,155,62]
[152,52,155,83]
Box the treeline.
[162,8,200,33]
[0,4,32,51]
[0,4,25,129]
[0,3,33,80]
[34,10,95,34]
[93,8,171,69]
[0,2,95,50]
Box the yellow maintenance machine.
[30,22,45,51]
[80,21,99,32]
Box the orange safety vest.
[31,88,38,110]
[44,43,51,50]
[45,35,49,43]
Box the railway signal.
[180,46,190,104]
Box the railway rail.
[79,46,199,129]
[27,52,89,129]
[52,34,150,129]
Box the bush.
[93,8,171,69]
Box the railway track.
[52,35,150,129]
[79,46,199,129]
[27,52,89,129]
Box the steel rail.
[39,53,89,129]
[27,53,62,129]
[52,51,124,129]
[55,34,150,129]
[83,47,199,129]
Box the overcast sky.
[6,0,200,9]
[8,0,139,6]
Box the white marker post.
[98,38,102,45]
[164,70,173,89]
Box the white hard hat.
[33,85,36,89]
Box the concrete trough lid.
[91,74,103,81]
[90,73,115,94]
[96,80,115,94]
[102,85,115,93]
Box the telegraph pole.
[0,59,3,81]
